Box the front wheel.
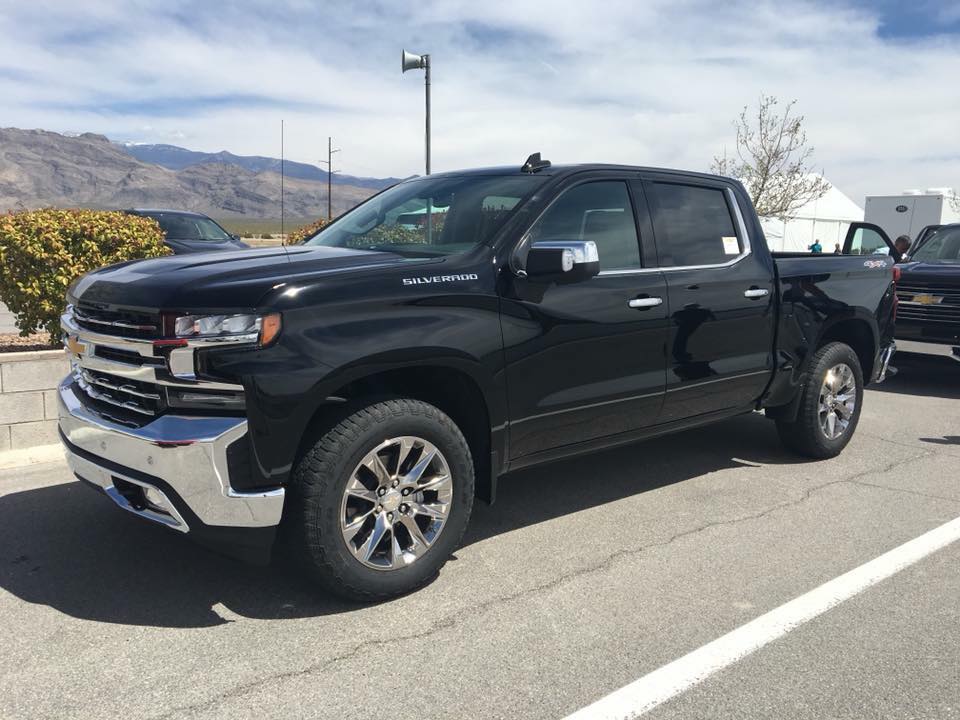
[285,398,474,601]
[775,342,864,459]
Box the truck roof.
[416,163,734,185]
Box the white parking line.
[563,515,960,720]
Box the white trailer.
[864,189,960,242]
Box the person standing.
[808,239,823,253]
[834,242,842,254]
[894,234,911,260]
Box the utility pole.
[320,136,340,220]
[280,119,285,242]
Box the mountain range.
[0,128,400,220]
[119,142,400,190]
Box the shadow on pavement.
[920,436,960,446]
[871,352,960,400]
[0,412,807,628]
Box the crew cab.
[59,158,897,600]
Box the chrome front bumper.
[58,377,284,531]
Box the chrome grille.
[74,303,161,339]
[75,368,163,416]
[62,309,245,424]
[896,282,960,325]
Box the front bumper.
[895,321,960,347]
[58,377,284,559]
[893,338,960,363]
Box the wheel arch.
[296,359,500,504]
[815,314,878,380]
[766,313,877,423]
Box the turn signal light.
[260,313,282,347]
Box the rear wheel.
[285,398,474,601]
[775,342,864,459]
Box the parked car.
[125,209,248,254]
[60,157,897,600]
[894,223,960,361]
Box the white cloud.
[0,0,958,202]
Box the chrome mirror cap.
[531,240,599,266]
[523,240,601,283]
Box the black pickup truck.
[58,158,897,600]
[896,224,960,360]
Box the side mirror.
[524,240,600,283]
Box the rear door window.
[649,183,741,266]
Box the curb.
[0,443,64,470]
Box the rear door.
[644,176,776,422]
[842,222,899,261]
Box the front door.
[644,177,777,422]
[500,177,669,460]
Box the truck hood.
[898,261,960,285]
[70,246,419,311]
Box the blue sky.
[0,0,958,203]
[855,0,960,36]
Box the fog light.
[143,486,167,510]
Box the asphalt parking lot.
[1,352,958,720]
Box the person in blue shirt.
[808,239,823,253]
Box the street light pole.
[402,49,431,176]
[424,54,430,176]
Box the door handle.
[743,288,770,299]
[628,297,663,309]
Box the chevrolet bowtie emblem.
[65,335,86,356]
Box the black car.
[895,223,960,359]
[63,158,897,600]
[125,209,249,254]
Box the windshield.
[303,174,545,256]
[147,213,231,241]
[909,226,960,263]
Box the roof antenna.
[521,152,551,173]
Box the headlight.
[173,312,282,346]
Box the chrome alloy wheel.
[339,436,453,570]
[818,363,857,440]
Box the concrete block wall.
[0,350,69,451]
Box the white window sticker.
[722,236,740,255]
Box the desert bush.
[0,209,171,342]
[287,217,329,245]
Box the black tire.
[284,398,474,602]
[775,342,864,459]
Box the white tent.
[758,178,864,252]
